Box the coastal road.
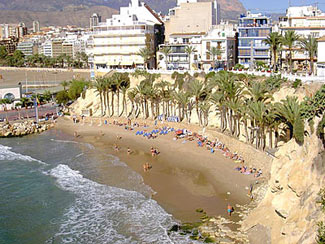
[0,104,58,121]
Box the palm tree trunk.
[119,93,125,117]
[269,128,273,149]
[244,120,249,143]
[110,92,115,117]
[289,49,293,74]
[273,49,277,72]
[117,90,120,116]
[310,57,314,75]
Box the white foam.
[50,139,95,149]
[0,144,47,165]
[48,164,198,244]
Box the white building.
[32,21,40,33]
[39,40,53,57]
[279,5,325,72]
[157,32,204,70]
[92,0,163,69]
[317,36,325,76]
[201,22,237,70]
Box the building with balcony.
[238,12,271,67]
[201,22,237,70]
[92,0,163,70]
[16,41,38,57]
[278,6,325,72]
[157,32,204,70]
[164,0,220,42]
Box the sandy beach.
[56,117,258,223]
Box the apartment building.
[16,41,38,57]
[164,0,221,42]
[279,6,325,72]
[92,0,163,69]
[201,22,237,70]
[238,12,271,67]
[0,37,18,54]
[158,32,204,70]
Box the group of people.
[235,166,263,178]
[143,162,152,172]
[150,147,160,157]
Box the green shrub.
[292,79,302,89]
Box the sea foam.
[48,164,198,244]
[0,144,47,164]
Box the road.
[0,104,58,121]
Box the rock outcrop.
[242,119,325,244]
[0,120,54,137]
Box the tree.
[264,32,282,72]
[137,47,153,70]
[160,46,172,69]
[56,90,70,105]
[185,46,197,71]
[209,46,222,69]
[67,79,89,100]
[275,96,304,144]
[281,30,300,73]
[61,81,69,91]
[0,46,8,59]
[300,35,318,75]
[189,79,204,125]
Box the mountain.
[0,0,246,27]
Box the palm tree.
[209,46,222,69]
[281,30,300,73]
[189,79,204,125]
[300,35,318,75]
[264,32,282,72]
[137,47,153,70]
[160,46,172,69]
[119,73,131,117]
[275,96,304,144]
[94,77,105,116]
[61,81,69,91]
[185,46,197,71]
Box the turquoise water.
[0,130,196,244]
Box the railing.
[231,70,325,83]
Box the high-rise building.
[16,23,28,39]
[92,0,163,70]
[164,0,221,42]
[237,12,272,67]
[90,13,101,30]
[32,21,40,33]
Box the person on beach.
[114,144,119,151]
[127,147,132,155]
[227,204,233,216]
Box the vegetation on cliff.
[91,70,325,151]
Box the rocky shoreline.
[0,120,55,137]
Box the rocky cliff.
[242,118,325,244]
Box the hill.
[0,0,246,27]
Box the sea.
[0,129,198,244]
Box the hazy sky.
[241,0,325,13]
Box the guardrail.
[95,68,325,83]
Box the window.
[206,42,211,50]
[239,49,250,56]
[206,52,211,60]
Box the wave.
[50,139,95,149]
[0,144,47,165]
[47,164,198,244]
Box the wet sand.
[57,117,255,222]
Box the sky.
[240,0,325,13]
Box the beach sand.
[56,117,255,223]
